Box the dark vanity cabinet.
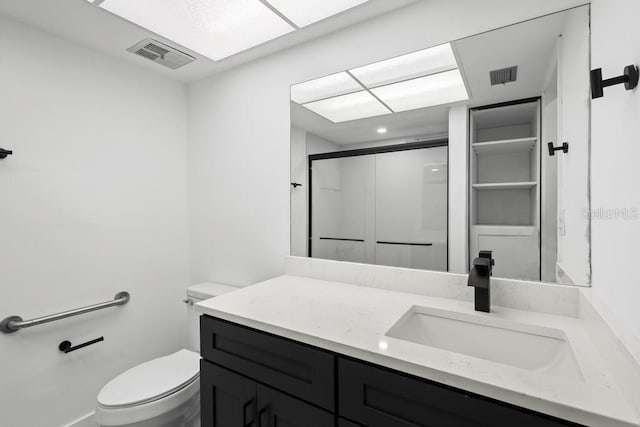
[201,362,333,426]
[200,316,582,427]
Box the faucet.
[467,250,494,313]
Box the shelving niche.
[469,100,541,280]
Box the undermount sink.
[386,306,584,382]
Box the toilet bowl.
[95,283,239,427]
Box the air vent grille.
[127,38,195,70]
[490,66,518,85]
[135,49,160,61]
[144,43,170,56]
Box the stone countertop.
[196,274,639,427]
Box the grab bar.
[0,291,130,334]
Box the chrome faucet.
[467,250,494,313]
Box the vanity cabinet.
[201,361,334,427]
[200,315,335,411]
[338,358,574,427]
[200,316,582,427]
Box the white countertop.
[196,274,640,427]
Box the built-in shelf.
[469,99,541,281]
[472,137,537,154]
[472,182,537,190]
[472,224,537,230]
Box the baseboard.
[64,412,95,427]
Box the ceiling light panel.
[99,0,294,61]
[290,72,362,104]
[371,69,469,112]
[303,91,391,123]
[350,43,458,88]
[266,0,369,27]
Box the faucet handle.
[479,250,494,264]
[472,257,492,268]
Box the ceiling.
[0,0,416,82]
[292,9,569,145]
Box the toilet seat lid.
[98,349,200,408]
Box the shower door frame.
[307,138,449,271]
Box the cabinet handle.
[257,405,270,427]
[243,398,256,427]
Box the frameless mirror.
[290,6,591,285]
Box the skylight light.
[266,0,369,27]
[371,69,469,112]
[291,43,469,123]
[350,43,458,87]
[99,0,293,61]
[303,91,391,123]
[93,0,370,61]
[290,72,361,104]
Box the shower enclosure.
[309,141,448,272]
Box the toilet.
[95,283,239,427]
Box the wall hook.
[548,142,569,156]
[591,65,639,99]
[59,336,104,353]
[0,148,12,159]
[291,182,302,188]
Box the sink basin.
[386,306,583,381]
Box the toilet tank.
[186,283,240,352]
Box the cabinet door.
[201,316,335,411]
[201,360,257,427]
[256,384,334,427]
[338,358,580,427]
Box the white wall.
[187,0,587,287]
[0,17,189,427]
[448,105,469,273]
[290,126,307,257]
[591,0,640,338]
[556,6,591,284]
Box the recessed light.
[377,127,388,134]
[432,168,439,172]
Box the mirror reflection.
[291,6,591,285]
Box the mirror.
[290,6,591,285]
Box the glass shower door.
[374,147,448,271]
[309,145,448,271]
[310,155,374,263]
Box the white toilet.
[95,283,239,427]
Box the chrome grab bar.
[0,291,130,334]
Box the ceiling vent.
[127,39,195,70]
[490,66,518,85]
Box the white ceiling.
[292,9,569,145]
[0,0,416,82]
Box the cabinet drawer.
[338,358,582,427]
[201,316,335,411]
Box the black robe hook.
[0,148,12,159]
[591,65,639,99]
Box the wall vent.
[127,39,195,70]
[490,66,518,85]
